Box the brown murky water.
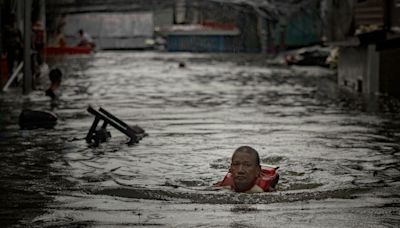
[1,52,399,227]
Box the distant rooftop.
[47,0,319,20]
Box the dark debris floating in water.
[18,109,58,130]
[86,105,148,147]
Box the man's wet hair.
[49,68,62,83]
[232,146,260,165]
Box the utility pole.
[23,0,32,94]
[0,6,2,55]
[40,0,46,44]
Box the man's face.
[230,151,261,192]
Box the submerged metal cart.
[86,106,147,146]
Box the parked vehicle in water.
[285,45,331,67]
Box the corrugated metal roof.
[47,0,318,20]
[209,0,319,20]
[354,0,385,27]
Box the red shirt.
[216,167,279,193]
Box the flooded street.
[1,51,400,227]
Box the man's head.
[49,68,62,86]
[230,146,261,192]
[78,29,83,35]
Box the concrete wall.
[338,46,367,93]
[339,44,400,97]
[153,8,173,28]
[380,47,400,97]
[391,0,400,28]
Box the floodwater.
[0,52,399,227]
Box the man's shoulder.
[45,89,56,99]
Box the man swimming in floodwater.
[215,146,279,193]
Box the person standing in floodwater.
[215,146,279,193]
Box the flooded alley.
[1,52,399,227]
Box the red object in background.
[32,21,45,48]
[0,54,9,83]
[43,46,92,55]
[201,21,236,30]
